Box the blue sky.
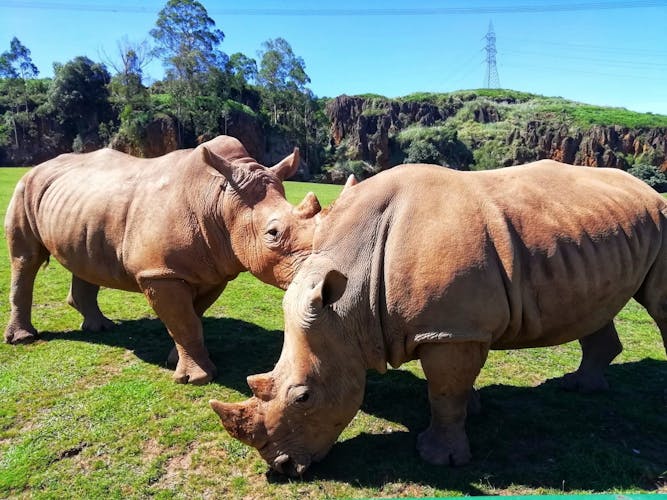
[1,0,666,114]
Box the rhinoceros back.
[472,161,666,348]
[9,148,193,291]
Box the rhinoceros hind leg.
[67,275,116,332]
[416,341,489,466]
[5,239,49,344]
[141,278,217,385]
[559,321,622,393]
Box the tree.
[227,52,257,84]
[0,37,40,148]
[257,37,312,138]
[48,56,112,150]
[103,37,152,105]
[150,0,227,143]
[257,37,309,93]
[0,37,39,81]
[150,0,225,88]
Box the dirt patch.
[141,438,163,463]
[153,443,196,489]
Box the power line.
[503,48,667,68]
[1,0,666,15]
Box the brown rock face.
[327,95,667,172]
[326,95,462,169]
[507,123,667,169]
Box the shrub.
[405,140,441,164]
[396,124,473,169]
[627,163,667,192]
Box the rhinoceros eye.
[289,386,311,406]
[295,392,310,403]
[265,220,281,241]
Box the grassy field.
[0,166,665,498]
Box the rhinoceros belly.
[33,168,141,292]
[494,225,657,348]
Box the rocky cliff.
[324,92,667,177]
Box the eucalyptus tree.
[150,0,227,140]
[0,37,39,148]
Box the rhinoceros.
[4,135,321,384]
[210,160,667,476]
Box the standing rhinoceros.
[211,160,667,476]
[4,135,321,384]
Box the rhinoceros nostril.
[272,453,290,474]
[295,463,307,476]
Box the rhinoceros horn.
[210,398,266,448]
[271,147,300,181]
[342,174,358,193]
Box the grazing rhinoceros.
[211,160,667,476]
[4,135,322,384]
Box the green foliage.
[323,153,377,182]
[48,56,112,143]
[397,124,473,169]
[257,38,310,93]
[472,139,510,170]
[568,105,667,128]
[150,0,225,82]
[404,140,440,164]
[627,163,667,192]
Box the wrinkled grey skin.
[212,160,667,476]
[5,135,322,384]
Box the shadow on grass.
[38,316,284,396]
[37,321,666,492]
[303,358,666,493]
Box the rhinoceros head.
[198,140,321,289]
[210,266,367,476]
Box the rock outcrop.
[326,94,667,173]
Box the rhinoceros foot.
[417,425,471,466]
[557,371,610,393]
[173,356,217,385]
[4,325,38,345]
[81,315,116,332]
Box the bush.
[405,140,440,164]
[627,163,667,192]
[324,159,375,183]
[396,124,473,169]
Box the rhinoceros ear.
[270,147,300,181]
[201,145,236,181]
[294,192,322,218]
[310,269,348,311]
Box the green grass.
[0,167,665,497]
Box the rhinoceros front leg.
[141,278,217,385]
[416,341,489,466]
[559,321,622,393]
[166,283,227,369]
[67,275,116,332]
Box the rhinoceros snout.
[271,453,310,477]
